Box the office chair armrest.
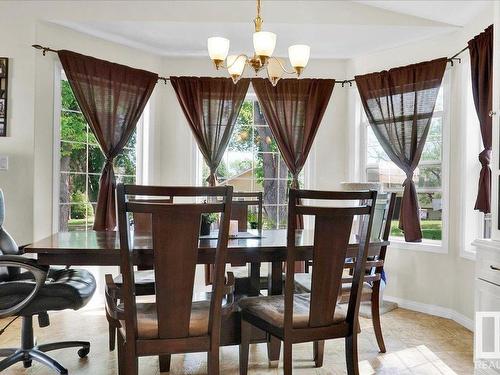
[0,255,48,318]
[105,274,124,321]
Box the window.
[363,83,447,243]
[58,73,139,231]
[198,97,303,229]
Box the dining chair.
[106,184,235,375]
[238,189,378,375]
[206,191,263,293]
[295,192,397,354]
[106,196,173,351]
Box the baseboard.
[384,295,474,331]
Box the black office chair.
[0,189,96,374]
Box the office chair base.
[0,316,90,374]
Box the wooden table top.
[24,229,389,266]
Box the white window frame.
[52,63,147,231]
[357,72,451,254]
[459,55,488,260]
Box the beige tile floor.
[0,307,473,374]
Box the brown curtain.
[469,25,493,214]
[58,50,157,231]
[355,58,447,242]
[170,77,250,186]
[251,78,335,190]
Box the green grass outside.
[390,220,442,240]
[68,217,94,230]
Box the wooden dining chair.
[107,184,235,375]
[205,191,263,289]
[106,196,173,352]
[295,192,397,355]
[238,189,378,375]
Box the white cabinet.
[474,240,500,374]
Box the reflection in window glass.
[200,99,303,229]
[59,75,138,231]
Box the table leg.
[248,262,261,296]
[268,261,283,295]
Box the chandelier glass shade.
[207,0,310,85]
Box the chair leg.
[313,340,324,367]
[124,342,138,375]
[117,333,125,375]
[207,347,220,375]
[159,354,171,373]
[283,340,293,375]
[36,340,90,355]
[0,348,17,357]
[0,351,25,372]
[29,349,68,374]
[239,319,251,375]
[345,334,359,375]
[371,287,386,353]
[109,324,116,351]
[267,333,281,365]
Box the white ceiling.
[48,1,491,59]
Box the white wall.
[346,6,494,325]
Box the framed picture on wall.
[0,58,8,137]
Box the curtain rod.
[32,44,468,87]
[32,45,171,83]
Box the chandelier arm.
[223,54,250,70]
[270,56,296,75]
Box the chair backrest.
[284,189,377,335]
[231,192,263,233]
[0,190,21,281]
[131,197,173,234]
[116,184,233,342]
[340,192,396,301]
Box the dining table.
[24,229,389,359]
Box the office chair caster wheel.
[78,347,90,358]
[23,360,32,368]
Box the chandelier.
[207,0,310,85]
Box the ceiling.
[48,1,491,59]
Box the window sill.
[389,237,447,254]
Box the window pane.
[390,192,442,240]
[60,112,87,142]
[254,101,266,125]
[416,165,441,189]
[115,148,136,176]
[254,126,277,152]
[88,145,105,174]
[421,117,442,161]
[225,150,253,180]
[88,174,100,204]
[256,153,279,180]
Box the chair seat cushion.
[238,293,346,328]
[119,301,210,339]
[113,270,156,296]
[113,269,155,285]
[0,268,96,316]
[294,273,373,299]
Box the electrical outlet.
[0,155,8,170]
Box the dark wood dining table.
[24,229,388,294]
[24,229,388,357]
